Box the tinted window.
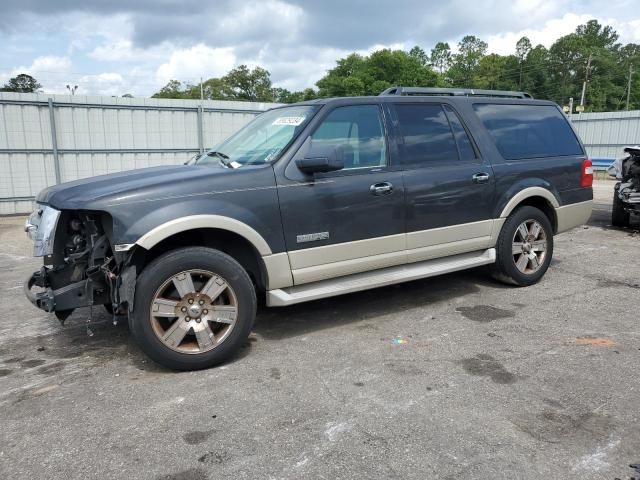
[443,104,476,161]
[473,104,583,160]
[311,105,387,169]
[394,104,458,165]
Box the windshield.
[196,105,319,167]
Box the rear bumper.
[556,200,593,233]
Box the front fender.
[108,190,286,255]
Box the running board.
[266,248,496,307]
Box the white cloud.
[76,72,125,96]
[0,55,73,93]
[608,17,640,44]
[64,13,133,55]
[486,13,594,55]
[2,2,640,97]
[155,44,236,85]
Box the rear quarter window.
[473,104,583,160]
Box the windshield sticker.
[272,116,306,126]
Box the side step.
[266,248,496,307]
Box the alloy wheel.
[149,269,238,354]
[511,219,548,274]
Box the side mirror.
[296,145,347,174]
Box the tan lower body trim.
[287,219,502,286]
[556,200,593,233]
[267,249,497,306]
[292,250,407,285]
[263,200,588,290]
[406,219,493,249]
[262,253,294,289]
[288,233,405,270]
[406,236,493,263]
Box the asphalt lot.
[1,179,639,480]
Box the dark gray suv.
[24,87,593,370]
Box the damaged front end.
[24,205,136,323]
[609,146,640,216]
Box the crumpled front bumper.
[24,266,107,314]
[24,268,56,312]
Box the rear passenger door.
[387,102,496,263]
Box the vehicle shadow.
[253,267,507,341]
[589,197,640,232]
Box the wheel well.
[131,228,267,292]
[514,196,558,233]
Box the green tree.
[521,44,552,99]
[515,37,532,88]
[222,65,273,102]
[430,42,452,74]
[448,36,488,87]
[272,88,317,103]
[475,54,517,90]
[548,19,622,109]
[316,49,437,97]
[1,73,42,93]
[409,46,428,66]
[152,79,185,98]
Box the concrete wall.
[0,92,277,214]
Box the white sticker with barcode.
[272,116,305,126]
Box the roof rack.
[379,86,533,99]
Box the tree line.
[152,19,640,112]
[3,20,638,112]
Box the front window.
[310,105,387,170]
[197,105,319,167]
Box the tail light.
[580,159,593,187]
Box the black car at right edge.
[25,87,593,370]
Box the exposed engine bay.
[24,208,135,323]
[608,146,640,225]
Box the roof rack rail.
[379,86,533,99]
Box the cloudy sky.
[1,0,639,97]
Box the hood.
[36,164,272,211]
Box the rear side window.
[473,104,583,160]
[393,104,458,165]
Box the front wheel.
[129,247,256,370]
[493,206,554,286]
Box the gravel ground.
[0,180,639,480]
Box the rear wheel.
[129,247,256,370]
[493,206,554,286]
[611,187,630,227]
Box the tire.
[129,247,256,371]
[611,187,630,228]
[493,206,554,287]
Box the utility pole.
[626,64,633,111]
[579,53,592,108]
[200,77,204,102]
[568,97,574,120]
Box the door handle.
[370,182,393,196]
[472,173,490,184]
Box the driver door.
[276,104,406,285]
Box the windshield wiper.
[206,150,238,169]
